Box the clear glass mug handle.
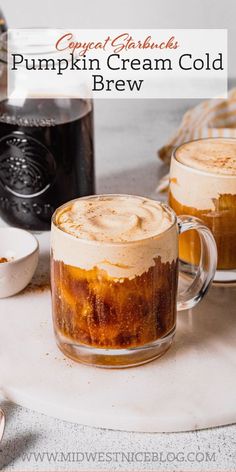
[177,215,217,311]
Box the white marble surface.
[1,98,236,469]
[1,231,236,434]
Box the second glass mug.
[169,138,236,282]
[50,194,217,368]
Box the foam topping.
[175,138,236,175]
[55,195,173,243]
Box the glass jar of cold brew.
[0,34,95,230]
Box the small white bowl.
[0,228,39,298]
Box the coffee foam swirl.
[55,195,173,243]
[175,138,236,176]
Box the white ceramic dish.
[0,231,236,432]
[0,228,39,298]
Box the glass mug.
[169,138,236,283]
[51,194,217,368]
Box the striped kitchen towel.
[158,88,236,165]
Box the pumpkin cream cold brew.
[169,138,236,270]
[51,195,178,366]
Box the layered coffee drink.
[51,195,178,367]
[169,138,236,270]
